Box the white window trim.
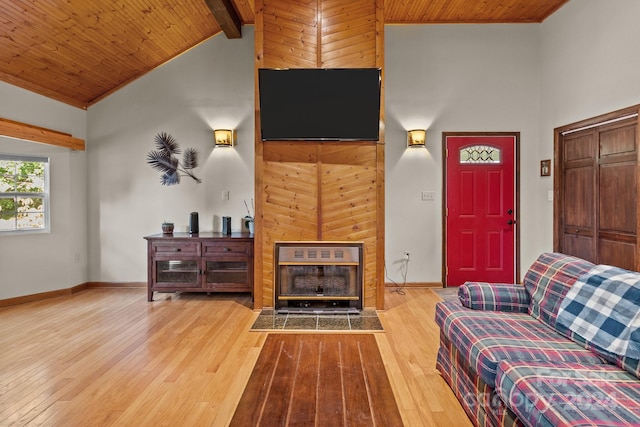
[0,153,51,235]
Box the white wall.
[537,0,640,251]
[384,24,541,284]
[5,0,640,295]
[89,23,546,286]
[0,82,87,299]
[87,29,255,282]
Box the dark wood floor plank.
[359,334,405,426]
[341,336,375,426]
[261,337,300,425]
[316,335,347,426]
[286,336,321,425]
[231,333,402,426]
[230,338,285,425]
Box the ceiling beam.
[204,0,242,39]
[0,118,85,151]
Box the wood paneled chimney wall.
[253,0,385,309]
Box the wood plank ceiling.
[0,0,568,109]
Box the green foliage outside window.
[0,156,48,232]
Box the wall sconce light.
[407,129,426,147]
[214,129,236,147]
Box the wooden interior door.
[555,109,639,271]
[445,134,518,286]
[559,129,597,262]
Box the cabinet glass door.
[155,260,199,287]
[205,261,247,285]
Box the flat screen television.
[258,68,381,141]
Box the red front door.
[445,135,517,286]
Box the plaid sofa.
[435,252,640,427]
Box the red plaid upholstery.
[437,332,524,427]
[458,282,530,313]
[523,252,594,333]
[496,360,640,427]
[436,252,639,427]
[436,301,604,386]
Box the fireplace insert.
[274,242,363,313]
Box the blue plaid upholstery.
[496,360,640,427]
[558,265,640,359]
[557,264,640,379]
[435,301,603,387]
[523,252,595,333]
[458,282,530,313]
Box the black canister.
[222,216,232,235]
[189,212,199,234]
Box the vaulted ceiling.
[0,0,568,109]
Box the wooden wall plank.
[384,0,569,23]
[255,0,384,310]
[260,142,319,307]
[320,144,378,308]
[254,0,266,309]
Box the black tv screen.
[258,68,381,141]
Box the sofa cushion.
[435,301,604,387]
[496,360,640,427]
[523,252,595,333]
[557,264,640,379]
[571,334,640,383]
[459,282,530,312]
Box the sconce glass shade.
[407,129,426,147]
[214,129,236,147]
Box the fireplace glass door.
[275,242,363,313]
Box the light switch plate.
[421,191,435,201]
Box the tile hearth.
[250,308,383,331]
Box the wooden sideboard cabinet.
[144,232,253,302]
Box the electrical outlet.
[222,190,230,201]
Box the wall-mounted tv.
[258,68,381,141]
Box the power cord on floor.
[384,256,409,295]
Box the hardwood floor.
[230,334,403,426]
[0,288,471,426]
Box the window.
[0,154,50,233]
[459,145,501,164]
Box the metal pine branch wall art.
[146,132,201,185]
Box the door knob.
[507,219,516,225]
[507,209,513,215]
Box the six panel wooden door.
[556,115,638,271]
[445,135,516,286]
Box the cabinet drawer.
[152,242,200,255]
[203,242,250,256]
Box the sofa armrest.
[458,282,530,312]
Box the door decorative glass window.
[459,145,501,164]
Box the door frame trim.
[442,132,521,287]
